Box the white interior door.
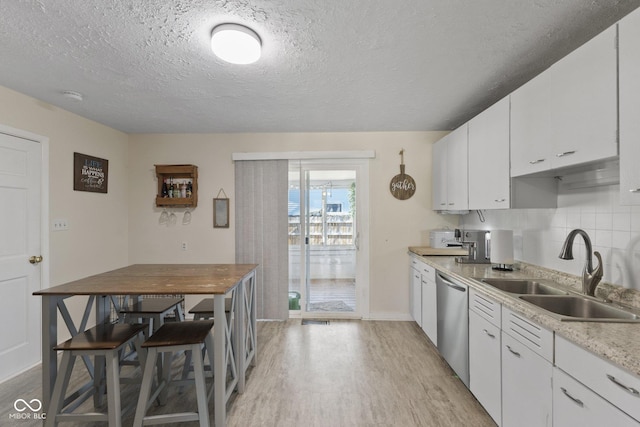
[0,131,42,383]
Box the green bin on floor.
[288,291,301,310]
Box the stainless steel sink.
[519,295,640,322]
[476,278,569,295]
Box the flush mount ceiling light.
[211,23,261,65]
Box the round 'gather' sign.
[390,150,416,200]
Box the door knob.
[29,255,43,264]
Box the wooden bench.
[188,297,232,320]
[45,323,148,427]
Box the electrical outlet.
[52,218,69,231]
[181,242,188,251]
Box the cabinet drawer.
[420,263,435,282]
[553,367,639,426]
[410,256,435,282]
[410,256,420,269]
[469,288,501,327]
[502,306,553,362]
[556,335,640,422]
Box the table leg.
[41,295,57,410]
[213,294,226,427]
[94,296,110,406]
[236,278,246,393]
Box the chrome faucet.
[558,229,603,296]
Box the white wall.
[0,85,130,339]
[462,184,640,291]
[128,132,458,319]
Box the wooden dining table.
[33,263,258,427]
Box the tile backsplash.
[462,185,640,291]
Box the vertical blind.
[234,159,289,320]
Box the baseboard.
[364,312,413,321]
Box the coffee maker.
[454,229,491,264]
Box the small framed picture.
[213,198,229,228]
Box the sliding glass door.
[288,160,368,318]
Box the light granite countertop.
[408,249,640,379]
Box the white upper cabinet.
[510,25,618,177]
[468,96,510,209]
[619,7,640,205]
[510,69,553,176]
[447,124,468,209]
[432,124,468,211]
[431,137,448,210]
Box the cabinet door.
[502,332,552,427]
[410,266,422,326]
[553,368,639,427]
[431,138,448,210]
[421,273,437,346]
[469,310,501,425]
[546,25,618,169]
[468,96,510,209]
[620,7,640,205]
[510,70,553,177]
[446,124,468,210]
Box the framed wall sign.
[73,152,109,193]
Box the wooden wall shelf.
[155,164,198,208]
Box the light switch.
[52,219,69,231]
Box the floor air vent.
[301,319,329,325]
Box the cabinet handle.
[494,198,506,203]
[483,329,496,339]
[506,345,521,357]
[556,150,576,157]
[440,203,446,206]
[560,387,584,408]
[629,188,640,193]
[448,203,455,206]
[606,374,640,397]
[529,159,545,165]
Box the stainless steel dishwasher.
[436,271,469,387]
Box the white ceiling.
[0,1,638,134]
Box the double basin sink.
[475,278,640,323]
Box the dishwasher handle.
[437,273,467,292]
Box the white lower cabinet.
[408,255,437,344]
[501,307,553,427]
[553,367,639,427]
[555,335,640,425]
[409,259,422,327]
[469,304,501,425]
[420,264,437,345]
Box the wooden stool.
[133,320,215,427]
[188,297,232,320]
[120,297,185,335]
[45,323,148,427]
[181,298,233,380]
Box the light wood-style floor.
[0,320,495,426]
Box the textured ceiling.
[0,1,639,134]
